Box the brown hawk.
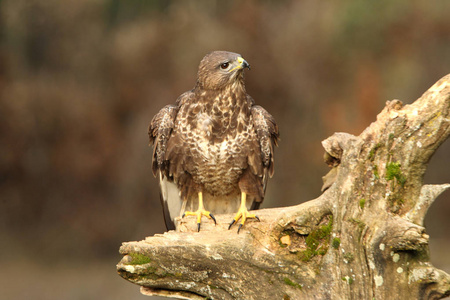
[149,51,279,232]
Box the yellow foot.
[182,192,216,232]
[182,209,216,232]
[228,192,260,233]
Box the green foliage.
[359,198,366,209]
[283,277,302,289]
[368,143,382,160]
[373,165,380,179]
[385,162,407,213]
[320,216,334,238]
[299,246,316,262]
[299,216,333,262]
[341,276,354,284]
[332,237,341,249]
[385,162,406,187]
[127,253,152,265]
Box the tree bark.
[117,74,450,299]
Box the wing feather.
[148,104,178,176]
[148,91,194,177]
[149,92,194,230]
[250,103,279,192]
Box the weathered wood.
[117,74,450,299]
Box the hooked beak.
[238,57,250,70]
[229,56,251,72]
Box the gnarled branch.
[117,74,450,299]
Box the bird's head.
[197,51,250,90]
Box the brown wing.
[148,92,194,230]
[148,103,179,230]
[238,98,279,210]
[148,104,178,176]
[250,103,279,193]
[149,91,197,175]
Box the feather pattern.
[148,51,278,230]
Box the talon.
[228,219,236,230]
[229,192,259,232]
[210,213,217,225]
[182,192,214,231]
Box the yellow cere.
[229,57,246,73]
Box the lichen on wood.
[117,74,450,299]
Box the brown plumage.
[149,51,279,231]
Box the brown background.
[0,1,449,299]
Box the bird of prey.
[149,51,279,232]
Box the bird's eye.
[220,62,229,69]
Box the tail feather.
[159,173,183,230]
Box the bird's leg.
[228,192,260,233]
[182,191,216,232]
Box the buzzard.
[149,51,279,232]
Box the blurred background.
[0,0,449,299]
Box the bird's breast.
[196,112,213,137]
[175,95,255,195]
[189,128,251,195]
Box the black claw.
[210,213,217,225]
[182,213,185,218]
[255,215,260,222]
[237,224,243,234]
[197,222,201,232]
[228,219,236,230]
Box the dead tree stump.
[117,74,450,300]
